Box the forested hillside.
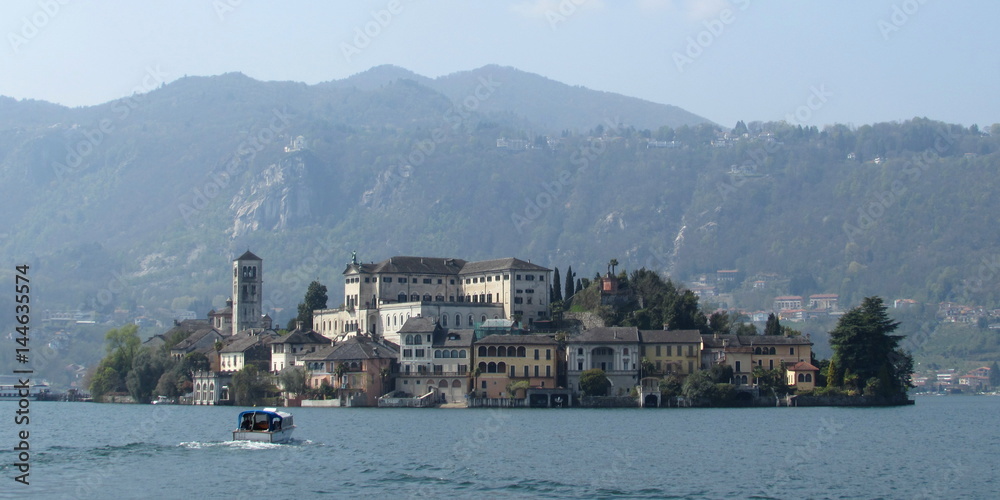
[1,67,998,380]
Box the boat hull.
[232,427,294,444]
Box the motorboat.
[232,408,295,443]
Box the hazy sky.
[2,1,997,128]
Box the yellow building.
[474,334,560,399]
[638,329,702,376]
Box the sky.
[2,0,998,129]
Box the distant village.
[98,251,982,409]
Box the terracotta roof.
[787,361,819,371]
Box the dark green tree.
[126,348,169,403]
[990,361,1000,389]
[764,313,782,336]
[552,267,562,302]
[565,266,575,301]
[579,368,611,396]
[232,365,274,406]
[709,311,732,335]
[278,366,310,398]
[828,296,912,396]
[681,370,714,402]
[296,281,328,329]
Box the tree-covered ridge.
[1,68,999,381]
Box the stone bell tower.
[232,250,263,336]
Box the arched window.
[754,347,761,355]
[452,380,462,388]
[487,362,497,373]
[434,350,442,358]
[405,334,413,345]
[451,350,459,358]
[623,348,629,355]
[497,362,507,374]
[481,315,487,323]
[798,373,805,382]
[805,374,812,382]
[517,346,526,357]
[459,350,466,358]
[488,346,497,357]
[442,315,448,327]
[469,315,474,326]
[413,335,422,345]
[439,380,448,388]
[478,346,487,356]
[478,362,487,372]
[442,350,451,359]
[770,347,776,355]
[411,294,419,302]
[398,293,406,302]
[456,314,461,327]
[498,346,507,357]
[423,294,432,302]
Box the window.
[503,275,509,280]
[526,275,534,281]
[516,274,522,280]
[546,365,551,377]
[534,365,539,377]
[514,297,523,304]
[438,279,443,284]
[735,361,742,372]
[423,278,432,284]
[539,275,544,282]
[487,276,492,282]
[546,349,551,360]
[534,349,539,360]
[656,345,661,357]
[364,277,370,283]
[384,277,392,283]
[790,347,795,355]
[399,277,407,283]
[450,279,455,285]
[524,366,529,377]
[769,359,774,370]
[415,349,425,357]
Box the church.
[313,253,552,345]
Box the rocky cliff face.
[230,152,315,237]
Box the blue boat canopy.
[236,408,293,432]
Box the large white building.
[314,255,551,344]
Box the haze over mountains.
[1,64,998,338]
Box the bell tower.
[232,250,263,335]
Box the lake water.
[0,396,996,499]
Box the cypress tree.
[552,267,562,302]
[565,266,575,300]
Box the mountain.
[0,66,998,379]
